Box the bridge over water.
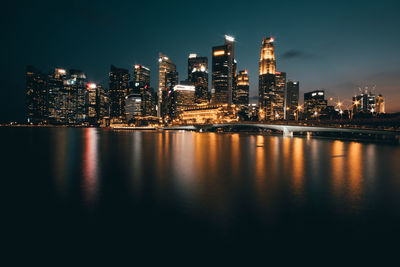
[162,123,400,141]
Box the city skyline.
[2,0,400,122]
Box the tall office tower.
[212,35,235,105]
[133,65,150,90]
[233,70,249,106]
[285,81,300,120]
[26,66,47,124]
[375,94,385,114]
[142,87,157,117]
[47,68,67,124]
[98,87,109,120]
[259,37,279,120]
[158,53,177,117]
[188,54,209,103]
[69,69,87,124]
[86,83,100,125]
[162,69,178,119]
[133,64,153,115]
[274,71,286,119]
[109,65,130,120]
[188,54,208,80]
[170,85,195,119]
[304,90,328,118]
[125,93,142,121]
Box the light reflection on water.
[34,129,400,234]
[82,128,99,207]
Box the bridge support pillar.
[283,127,293,137]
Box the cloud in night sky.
[280,50,316,60]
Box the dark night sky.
[1,0,400,122]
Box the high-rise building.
[170,85,195,119]
[109,65,130,120]
[259,37,284,120]
[274,72,286,120]
[158,53,177,118]
[285,81,300,120]
[162,69,178,119]
[188,54,208,103]
[133,65,150,91]
[26,66,47,124]
[212,35,235,105]
[86,83,101,125]
[133,64,154,116]
[188,54,208,80]
[47,68,68,124]
[142,87,157,117]
[125,93,142,121]
[233,70,249,106]
[69,69,87,124]
[304,90,328,118]
[99,86,109,121]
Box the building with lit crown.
[259,37,282,120]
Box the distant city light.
[87,83,97,89]
[225,35,235,42]
[174,85,195,91]
[213,50,225,56]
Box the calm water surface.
[2,127,400,261]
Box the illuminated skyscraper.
[285,81,300,120]
[26,66,47,124]
[109,65,130,120]
[162,69,178,119]
[125,93,142,121]
[86,83,101,126]
[69,69,87,124]
[47,68,67,124]
[274,71,286,119]
[259,37,276,75]
[133,65,150,90]
[170,85,195,119]
[259,37,282,120]
[188,54,208,103]
[233,70,249,106]
[133,64,154,116]
[212,35,235,105]
[158,53,177,118]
